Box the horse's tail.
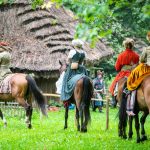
[26,75,47,116]
[81,76,93,125]
[119,81,128,136]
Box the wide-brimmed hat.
[72,39,84,48]
[123,38,134,48]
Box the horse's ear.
[59,60,62,66]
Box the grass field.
[0,107,150,150]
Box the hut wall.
[35,77,59,103]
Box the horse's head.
[59,60,67,74]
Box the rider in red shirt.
[109,38,139,96]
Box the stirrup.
[123,87,130,95]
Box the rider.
[109,38,139,99]
[127,31,150,115]
[60,39,88,105]
[0,42,11,82]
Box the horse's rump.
[0,74,16,93]
[61,74,85,102]
[136,75,150,111]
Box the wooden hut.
[0,0,113,97]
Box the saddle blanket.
[127,63,150,90]
[0,74,15,93]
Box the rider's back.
[115,49,139,71]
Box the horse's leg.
[26,94,33,129]
[128,116,133,139]
[74,80,83,132]
[64,106,69,129]
[122,124,127,139]
[134,113,141,143]
[80,108,84,132]
[81,107,89,132]
[0,109,7,127]
[75,106,80,131]
[25,105,33,129]
[140,111,148,141]
[118,121,123,137]
[118,121,127,139]
[16,97,32,128]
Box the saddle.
[0,74,15,93]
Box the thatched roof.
[0,0,113,78]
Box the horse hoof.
[28,124,32,129]
[141,135,147,141]
[64,126,67,130]
[136,139,141,143]
[123,135,127,139]
[81,128,87,132]
[118,130,123,137]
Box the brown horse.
[0,73,47,128]
[119,76,150,143]
[59,61,93,132]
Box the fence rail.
[0,102,25,118]
[43,93,111,130]
[0,92,112,130]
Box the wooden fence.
[0,91,112,130]
[0,102,25,118]
[43,92,111,130]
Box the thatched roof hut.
[0,0,113,94]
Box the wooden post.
[106,96,109,130]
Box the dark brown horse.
[113,77,129,138]
[0,73,47,128]
[119,76,150,143]
[59,61,93,132]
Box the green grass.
[0,108,150,150]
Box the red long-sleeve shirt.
[115,49,139,71]
[109,49,139,96]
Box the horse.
[115,77,127,106]
[59,61,93,132]
[112,77,129,138]
[119,76,150,143]
[0,73,47,128]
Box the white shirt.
[55,71,65,94]
[67,49,87,59]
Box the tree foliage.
[1,0,149,78]
[50,0,150,44]
[49,0,149,78]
